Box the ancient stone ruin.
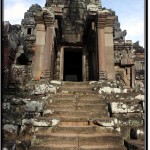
[2,0,145,149]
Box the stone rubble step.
[30,144,78,150]
[51,125,97,134]
[46,99,77,106]
[88,117,118,127]
[30,145,126,150]
[60,117,92,123]
[51,93,101,100]
[78,99,105,105]
[51,94,77,99]
[34,134,78,145]
[34,133,123,146]
[46,99,105,105]
[46,104,108,112]
[62,81,90,86]
[79,135,122,146]
[43,110,109,118]
[60,121,89,126]
[77,104,108,111]
[58,86,94,92]
[80,145,126,150]
[79,94,101,99]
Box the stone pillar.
[33,24,45,80]
[97,14,107,80]
[82,49,86,81]
[41,9,55,79]
[60,47,64,81]
[104,17,115,80]
[41,25,54,79]
[131,65,135,88]
[33,8,55,80]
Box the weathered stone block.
[110,102,143,114]
[31,83,58,95]
[110,102,128,113]
[43,109,54,116]
[99,87,122,94]
[26,101,45,112]
[112,113,144,128]
[3,124,19,134]
[93,118,118,127]
[50,80,62,85]
[127,104,143,113]
[22,118,60,127]
[11,97,30,105]
[135,94,144,101]
[117,118,143,127]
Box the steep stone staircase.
[29,82,126,150]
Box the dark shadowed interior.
[64,48,82,81]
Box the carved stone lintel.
[99,71,107,80]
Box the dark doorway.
[64,48,82,81]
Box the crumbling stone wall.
[10,65,32,86]
[90,80,145,145]
[2,22,22,88]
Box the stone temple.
[2,0,145,149]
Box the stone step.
[59,117,94,123]
[77,104,107,112]
[34,133,78,146]
[34,133,123,146]
[58,86,94,93]
[52,93,101,99]
[79,134,123,146]
[51,94,76,99]
[62,81,91,86]
[60,85,93,89]
[46,99,105,106]
[43,110,109,118]
[30,144,78,150]
[52,125,96,134]
[46,104,108,112]
[30,145,126,150]
[80,145,126,150]
[46,99,77,106]
[79,94,101,99]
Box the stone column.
[41,25,54,79]
[97,14,107,80]
[41,9,55,79]
[82,49,86,81]
[60,47,64,81]
[33,24,46,80]
[33,8,55,80]
[131,65,135,88]
[104,16,115,80]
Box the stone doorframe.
[59,46,86,81]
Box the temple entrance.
[63,48,82,81]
